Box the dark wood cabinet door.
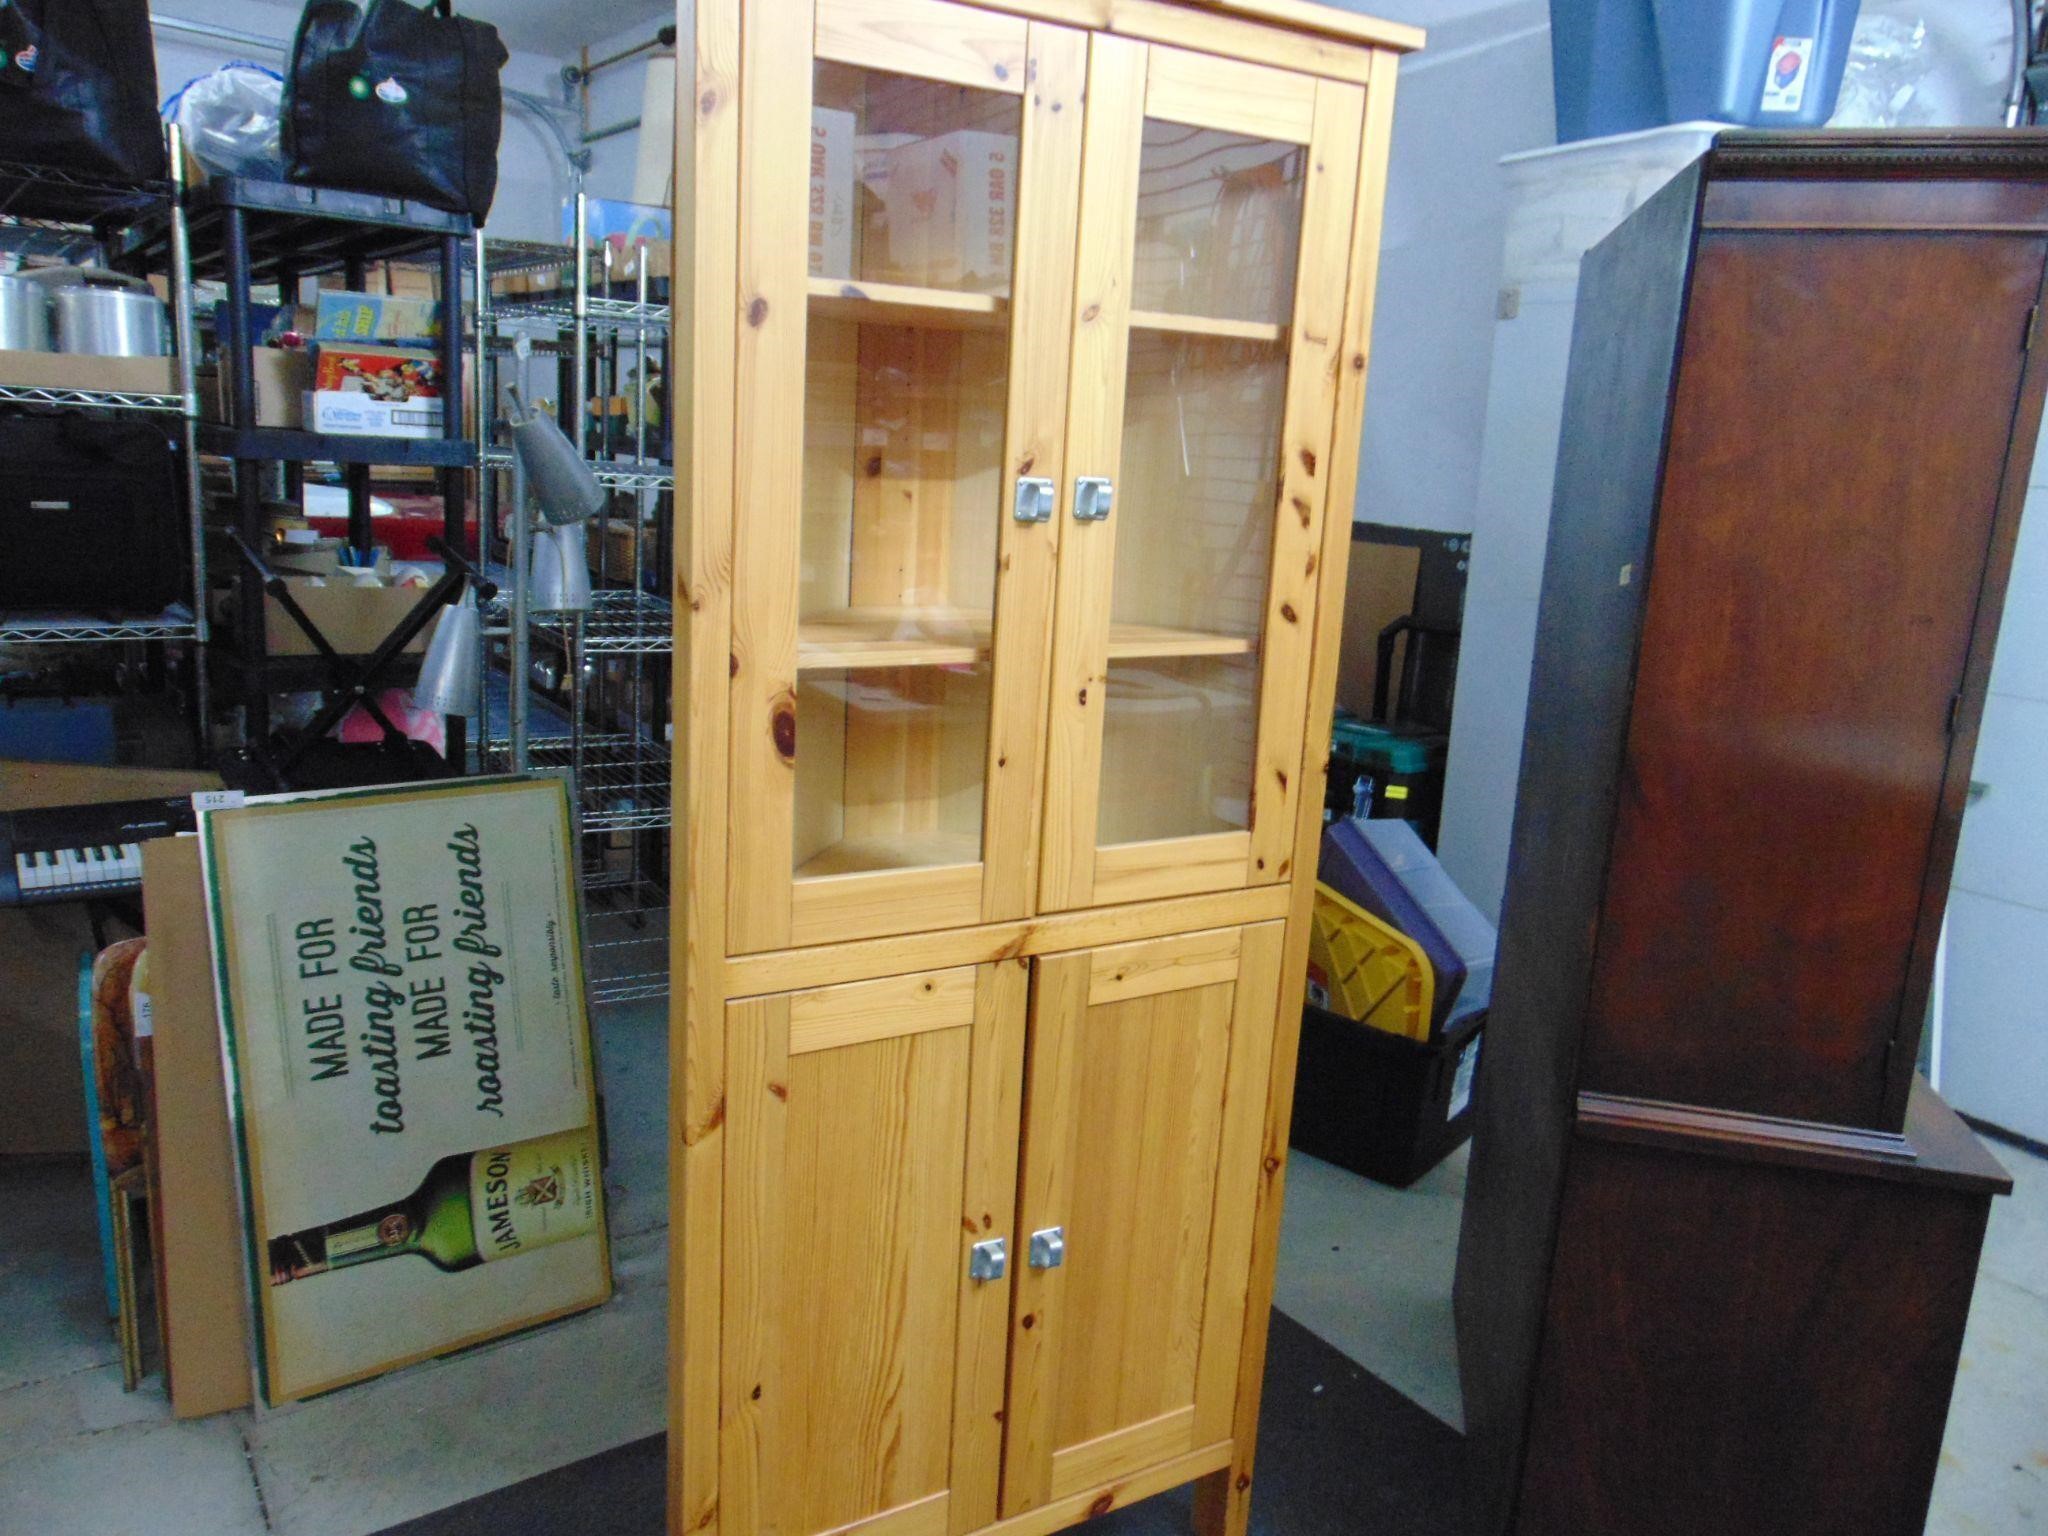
[1582,228,2048,1128]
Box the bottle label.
[468,1128,600,1261]
[325,1212,408,1264]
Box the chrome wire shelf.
[494,733,671,832]
[0,383,185,413]
[495,293,671,336]
[0,607,199,646]
[468,238,577,276]
[482,588,672,655]
[480,447,674,493]
[537,590,672,655]
[583,882,669,1006]
[0,158,171,230]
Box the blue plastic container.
[1552,0,1861,144]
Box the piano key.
[56,849,83,887]
[81,848,114,884]
[27,852,55,891]
[14,853,37,891]
[118,843,144,882]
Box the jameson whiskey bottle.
[268,1127,599,1285]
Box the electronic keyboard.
[0,795,198,907]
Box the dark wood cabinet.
[1456,133,2032,1536]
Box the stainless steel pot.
[31,268,169,358]
[0,271,51,353]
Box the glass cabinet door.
[729,0,1087,952]
[1039,40,1367,912]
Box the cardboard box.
[267,539,392,581]
[0,348,179,397]
[809,107,855,278]
[261,577,430,656]
[142,836,255,1419]
[308,343,445,439]
[313,290,443,345]
[855,129,1016,291]
[199,347,313,429]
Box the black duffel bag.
[283,0,508,220]
[0,414,184,612]
[0,0,167,183]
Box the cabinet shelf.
[1129,309,1285,344]
[799,609,988,670]
[1108,623,1256,660]
[806,277,1009,331]
[796,609,1253,671]
[795,829,981,880]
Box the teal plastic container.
[1552,0,1862,143]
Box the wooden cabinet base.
[1462,1082,2010,1536]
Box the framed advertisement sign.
[200,774,611,1406]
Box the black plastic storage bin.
[1290,1003,1484,1188]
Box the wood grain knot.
[1021,1313,1037,1330]
[1299,447,1318,476]
[1088,1494,1117,1518]
[767,1081,788,1101]
[771,697,797,762]
[699,89,720,118]
[746,295,769,328]
[1280,602,1298,624]
[1082,302,1101,323]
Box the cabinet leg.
[1192,1463,1250,1536]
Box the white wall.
[1319,0,1555,534]
[575,17,676,207]
[149,0,581,244]
[1943,417,2048,1145]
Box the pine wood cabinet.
[670,1,1415,1533]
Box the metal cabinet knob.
[1073,476,1113,522]
[1013,476,1055,524]
[969,1237,1007,1281]
[1028,1226,1065,1269]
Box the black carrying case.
[0,415,185,611]
[283,0,509,220]
[0,0,167,183]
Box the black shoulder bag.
[283,0,509,220]
[0,0,167,184]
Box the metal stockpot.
[31,267,169,358]
[0,271,52,352]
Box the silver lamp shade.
[530,522,592,612]
[507,386,608,526]
[413,586,483,717]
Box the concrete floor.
[2,993,2043,1534]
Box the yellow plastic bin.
[1295,880,1485,1187]
[1305,882,1434,1042]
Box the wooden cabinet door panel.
[1000,923,1284,1513]
[1035,37,1365,913]
[1584,229,2048,1127]
[726,0,1087,954]
[722,961,1026,1536]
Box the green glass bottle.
[268,1126,599,1285]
